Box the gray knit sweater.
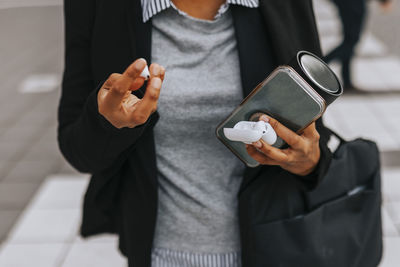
[151,6,245,254]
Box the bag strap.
[328,128,346,143]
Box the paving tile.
[2,159,61,183]
[332,103,376,119]
[0,161,14,179]
[380,237,400,267]
[0,210,21,243]
[361,133,399,152]
[38,124,58,143]
[357,32,388,57]
[0,183,40,209]
[320,35,341,55]
[0,141,29,162]
[316,18,341,36]
[0,124,43,143]
[353,57,400,92]
[322,32,388,58]
[326,127,398,151]
[0,95,42,117]
[0,116,15,131]
[385,202,400,225]
[16,110,54,128]
[20,140,63,162]
[57,161,80,175]
[61,242,126,267]
[7,209,80,244]
[323,96,400,151]
[19,73,60,94]
[29,175,89,210]
[382,207,399,237]
[0,243,65,267]
[370,96,400,116]
[352,59,390,91]
[382,168,400,202]
[321,113,341,131]
[374,57,400,89]
[20,100,59,122]
[313,0,338,19]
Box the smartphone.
[216,66,326,167]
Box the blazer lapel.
[231,5,276,98]
[258,0,322,63]
[126,0,152,63]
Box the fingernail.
[254,141,262,148]
[136,58,147,71]
[260,115,270,122]
[153,65,160,76]
[152,77,161,88]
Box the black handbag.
[243,131,383,267]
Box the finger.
[260,115,304,149]
[160,66,166,81]
[253,140,289,163]
[101,73,132,109]
[98,74,121,113]
[129,63,165,93]
[149,63,163,79]
[102,73,121,90]
[129,78,146,91]
[122,58,147,81]
[133,77,162,121]
[105,75,135,108]
[246,145,280,165]
[124,95,141,107]
[104,59,147,107]
[301,122,320,141]
[116,58,147,95]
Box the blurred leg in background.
[324,0,367,91]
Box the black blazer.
[59,0,333,266]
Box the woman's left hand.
[246,115,321,176]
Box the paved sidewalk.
[0,0,399,266]
[0,5,72,247]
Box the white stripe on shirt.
[141,0,259,22]
[152,248,241,267]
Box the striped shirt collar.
[141,0,259,22]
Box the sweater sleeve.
[58,0,153,174]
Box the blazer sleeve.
[58,0,150,174]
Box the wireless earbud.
[223,121,277,145]
[140,65,150,80]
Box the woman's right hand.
[97,58,165,129]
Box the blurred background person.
[323,0,393,93]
